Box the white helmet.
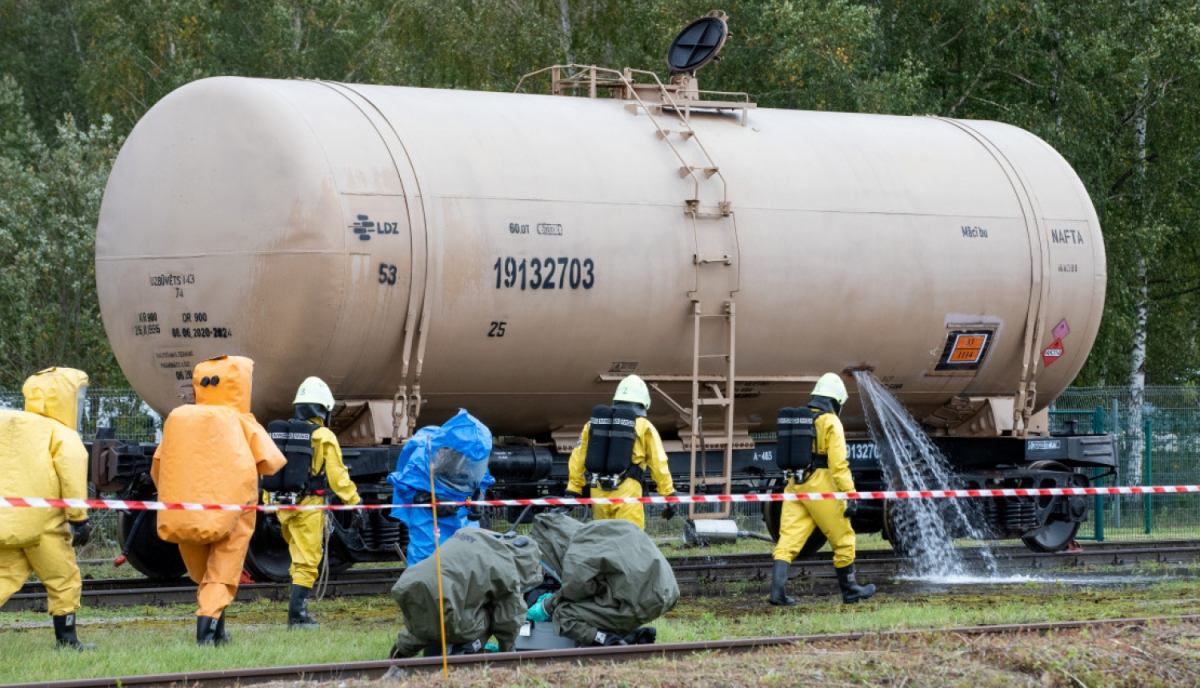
[613,374,652,409]
[293,376,335,411]
[811,373,849,405]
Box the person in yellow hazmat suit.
[265,377,361,629]
[565,375,675,529]
[152,356,286,645]
[0,368,95,650]
[770,373,875,606]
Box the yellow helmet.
[613,374,651,409]
[811,373,848,405]
[294,376,335,411]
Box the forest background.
[1,0,1198,408]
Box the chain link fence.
[1051,386,1200,541]
[0,388,162,551]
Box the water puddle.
[896,573,1170,587]
[855,371,999,578]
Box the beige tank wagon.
[92,15,1116,577]
[95,77,1104,442]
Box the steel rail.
[12,614,1199,688]
[7,540,1199,612]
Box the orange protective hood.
[193,356,253,413]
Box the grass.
[380,619,1200,687]
[4,570,1200,684]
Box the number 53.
[378,263,397,285]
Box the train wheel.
[1021,461,1083,553]
[117,511,187,580]
[1022,518,1081,553]
[244,512,355,583]
[881,500,917,557]
[243,512,292,582]
[763,500,829,557]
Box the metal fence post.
[1143,416,1153,535]
[1092,405,1105,542]
[1112,398,1122,529]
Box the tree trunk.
[1126,73,1149,487]
[558,0,572,64]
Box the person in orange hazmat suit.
[0,367,95,650]
[152,355,286,645]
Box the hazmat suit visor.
[432,447,488,495]
[76,385,88,431]
[428,409,492,493]
[23,367,89,430]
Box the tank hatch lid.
[667,11,728,75]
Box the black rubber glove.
[661,504,677,521]
[563,489,583,500]
[843,500,858,518]
[349,511,364,531]
[70,520,93,548]
[466,504,484,522]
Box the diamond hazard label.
[1052,319,1070,340]
[1042,337,1065,367]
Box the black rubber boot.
[768,559,797,606]
[288,584,320,629]
[835,563,876,604]
[196,615,219,646]
[52,614,96,650]
[621,627,657,645]
[592,630,628,647]
[213,610,232,645]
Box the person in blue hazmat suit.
[387,409,494,566]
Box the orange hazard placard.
[1042,337,1065,367]
[948,334,988,364]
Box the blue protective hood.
[386,410,495,565]
[435,409,493,461]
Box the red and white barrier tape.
[1,485,1198,512]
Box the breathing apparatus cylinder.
[775,407,817,473]
[605,405,639,477]
[775,407,797,469]
[583,406,614,474]
[263,419,316,494]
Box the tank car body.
[96,76,1104,439]
[92,72,1115,579]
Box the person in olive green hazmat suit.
[0,368,95,650]
[565,375,676,529]
[388,529,542,658]
[526,511,679,647]
[153,356,287,645]
[771,373,876,606]
[269,376,361,629]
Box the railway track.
[9,614,1196,688]
[5,540,1198,612]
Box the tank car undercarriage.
[90,427,1117,581]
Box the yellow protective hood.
[23,367,89,430]
[194,356,253,413]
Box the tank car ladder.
[631,72,741,521]
[514,65,745,519]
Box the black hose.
[506,504,535,534]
